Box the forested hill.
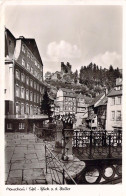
[45,63,122,98]
[79,63,122,95]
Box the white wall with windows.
[106,95,122,131]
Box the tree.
[73,70,78,84]
[40,90,52,121]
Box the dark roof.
[89,93,104,107]
[5,28,16,58]
[107,89,122,97]
[5,28,43,66]
[95,96,107,107]
[16,37,43,65]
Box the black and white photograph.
[0,0,125,193]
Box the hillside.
[45,63,122,98]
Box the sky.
[5,4,122,75]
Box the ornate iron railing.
[72,130,122,159]
[45,144,77,184]
[34,125,56,141]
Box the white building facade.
[106,78,122,131]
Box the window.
[116,97,121,105]
[40,86,42,93]
[38,64,40,69]
[34,93,36,103]
[19,123,25,129]
[21,73,25,83]
[15,70,20,80]
[30,91,33,101]
[27,51,30,58]
[34,70,37,77]
[22,58,25,67]
[26,77,29,85]
[37,107,40,114]
[111,98,115,105]
[26,104,29,114]
[116,111,121,121]
[15,85,20,97]
[27,63,30,71]
[40,76,43,82]
[116,86,121,91]
[21,87,25,99]
[37,73,40,80]
[34,106,37,114]
[30,105,33,115]
[35,60,37,66]
[22,45,25,53]
[31,67,33,74]
[26,89,29,100]
[34,82,36,89]
[111,111,115,121]
[21,103,24,115]
[30,79,33,87]
[31,54,33,61]
[37,84,39,91]
[37,94,39,103]
[7,123,12,129]
[16,102,20,114]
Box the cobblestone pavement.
[5,132,47,185]
[5,132,121,185]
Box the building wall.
[14,62,44,115]
[88,116,97,128]
[56,90,63,101]
[55,89,76,114]
[97,105,106,129]
[5,29,16,59]
[106,96,122,131]
[5,62,14,104]
[63,96,76,114]
[5,29,45,132]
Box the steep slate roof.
[95,96,107,107]
[89,93,104,107]
[16,37,43,65]
[107,89,122,97]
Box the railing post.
[62,128,74,161]
[89,130,93,159]
[104,130,107,146]
[63,169,65,184]
[108,135,112,158]
[45,144,47,174]
[118,130,121,146]
[102,130,106,147]
[76,131,78,147]
[55,120,63,148]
